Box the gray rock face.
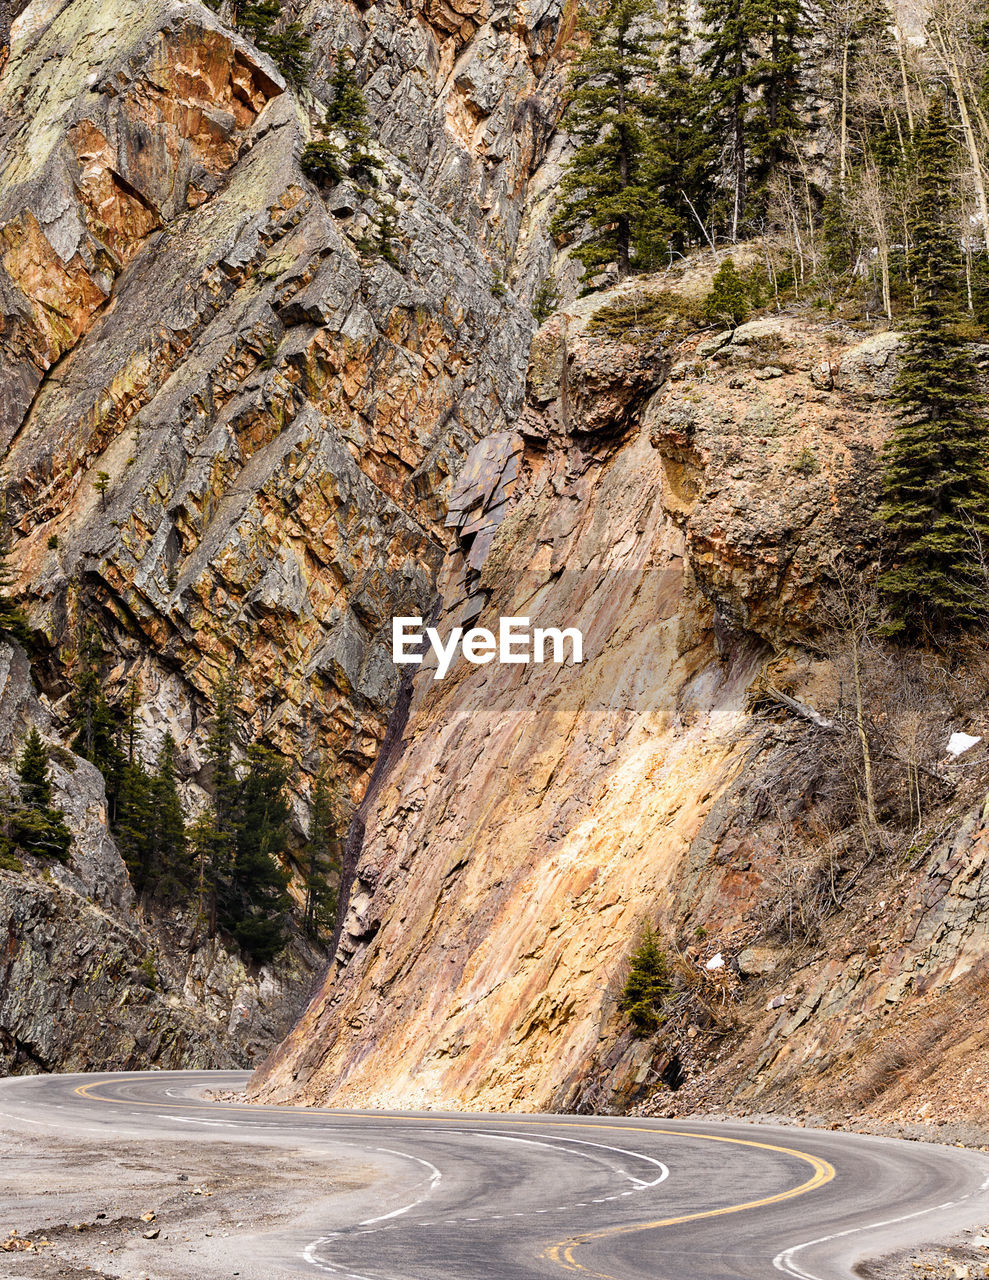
[0,867,320,1075]
[832,331,903,398]
[1,0,552,818]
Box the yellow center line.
[72,1076,836,1280]
[541,1133,834,1279]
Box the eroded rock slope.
[253,291,971,1115]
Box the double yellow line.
[72,1077,835,1279]
[541,1129,834,1279]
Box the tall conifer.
[879,97,989,637]
[551,0,664,279]
[645,0,714,258]
[700,0,808,237]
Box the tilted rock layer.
[0,0,567,1071]
[1,0,557,804]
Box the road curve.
[1,1070,987,1280]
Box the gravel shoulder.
[0,1125,373,1280]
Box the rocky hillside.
[3,0,989,1128]
[0,0,570,1070]
[250,284,989,1123]
[0,637,319,1074]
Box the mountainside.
[252,287,989,1121]
[2,0,989,1132]
[0,0,565,1069]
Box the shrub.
[300,139,345,187]
[792,447,821,476]
[703,257,750,328]
[588,290,702,341]
[532,277,560,324]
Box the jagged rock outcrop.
[1,0,557,818]
[251,286,909,1112]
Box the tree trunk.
[732,81,746,241]
[839,29,849,184]
[931,19,989,253]
[894,26,915,137]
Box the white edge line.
[774,1171,989,1280]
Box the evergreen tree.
[147,734,190,901]
[644,0,715,259]
[206,668,241,857]
[550,0,665,280]
[325,50,370,134]
[703,256,750,326]
[699,0,808,238]
[17,727,52,809]
[70,623,124,812]
[237,0,310,83]
[619,925,673,1036]
[304,764,340,941]
[222,745,292,964]
[13,728,72,863]
[202,668,241,933]
[301,51,379,190]
[116,757,153,889]
[749,0,807,199]
[879,97,989,637]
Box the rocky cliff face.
[1,0,560,807]
[0,0,568,1072]
[253,285,973,1116]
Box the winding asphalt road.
[1,1070,988,1280]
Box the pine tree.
[147,734,190,901]
[17,727,52,809]
[236,0,310,83]
[202,668,241,933]
[619,925,673,1036]
[13,728,72,863]
[703,256,750,326]
[700,0,807,238]
[326,50,370,134]
[70,623,124,812]
[550,0,665,280]
[223,744,292,964]
[301,50,379,190]
[116,757,153,889]
[749,0,807,201]
[111,680,154,889]
[644,0,715,259]
[304,764,340,941]
[879,97,989,637]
